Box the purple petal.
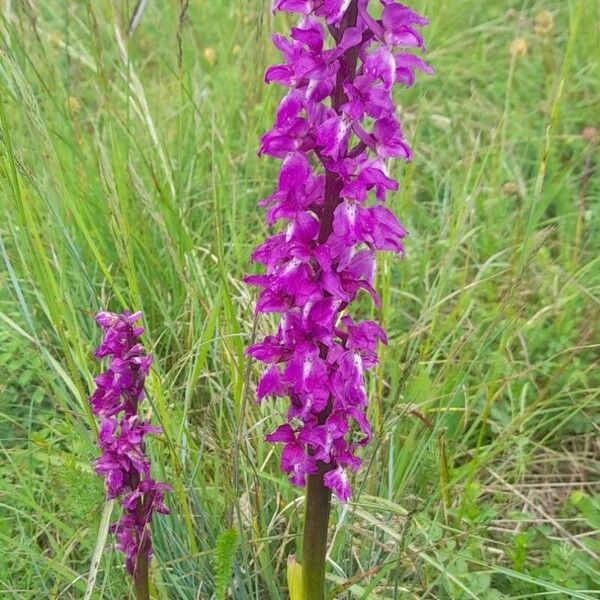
[258,365,285,401]
[363,47,396,91]
[281,441,317,486]
[316,115,351,159]
[323,466,351,502]
[272,0,312,15]
[315,0,352,25]
[266,423,296,443]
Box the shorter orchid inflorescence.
[90,311,170,578]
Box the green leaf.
[213,528,239,600]
[287,555,302,600]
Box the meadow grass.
[0,0,598,598]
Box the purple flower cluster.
[90,311,170,575]
[247,0,430,501]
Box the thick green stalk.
[301,463,333,600]
[133,552,150,600]
[133,495,151,600]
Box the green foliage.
[213,528,239,600]
[54,458,104,524]
[0,0,598,598]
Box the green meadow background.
[0,0,598,598]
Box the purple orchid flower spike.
[248,1,430,597]
[250,0,430,502]
[90,311,170,600]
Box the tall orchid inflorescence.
[247,0,431,502]
[90,311,170,582]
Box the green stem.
[133,551,150,600]
[301,462,333,600]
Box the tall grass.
[0,0,598,598]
